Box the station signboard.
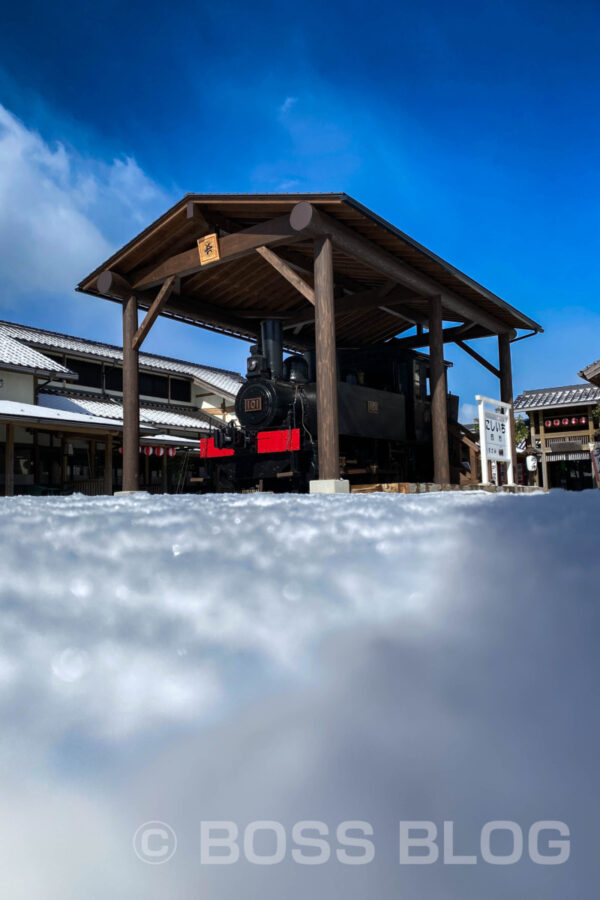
[476,395,515,486]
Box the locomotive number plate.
[244,397,262,412]
[367,400,379,414]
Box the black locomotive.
[199,319,457,492]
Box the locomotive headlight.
[248,359,258,372]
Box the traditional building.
[515,384,600,490]
[0,319,243,495]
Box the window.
[170,378,191,402]
[139,372,169,399]
[105,365,123,391]
[66,357,102,388]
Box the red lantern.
[545,419,552,428]
[553,419,560,427]
[571,417,578,425]
[144,445,153,457]
[167,446,177,458]
[155,446,164,458]
[580,416,587,425]
[562,417,569,426]
[118,446,123,455]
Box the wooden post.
[104,435,113,495]
[122,295,140,491]
[313,235,339,481]
[5,424,14,496]
[429,296,450,484]
[33,431,41,485]
[498,332,518,477]
[60,437,67,489]
[89,439,96,478]
[162,451,168,493]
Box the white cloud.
[278,96,298,117]
[459,401,479,423]
[0,104,170,300]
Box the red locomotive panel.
[199,438,235,459]
[256,429,300,454]
[200,429,300,458]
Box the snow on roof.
[0,328,75,378]
[0,319,244,397]
[514,384,600,411]
[0,398,127,430]
[38,391,213,433]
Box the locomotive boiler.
[199,319,453,492]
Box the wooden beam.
[284,287,425,330]
[97,269,132,299]
[429,296,450,485]
[289,201,511,335]
[132,275,177,351]
[455,340,501,378]
[122,295,139,492]
[131,214,302,291]
[396,323,490,349]
[314,236,340,481]
[256,246,315,305]
[4,423,14,496]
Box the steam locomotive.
[199,319,457,492]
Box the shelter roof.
[77,193,542,348]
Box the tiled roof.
[0,329,75,378]
[579,359,600,387]
[38,390,213,433]
[0,319,244,397]
[514,384,600,411]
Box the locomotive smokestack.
[260,319,283,379]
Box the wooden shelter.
[78,193,542,491]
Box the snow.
[0,398,124,428]
[0,490,598,898]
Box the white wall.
[0,369,34,404]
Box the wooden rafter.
[256,246,315,305]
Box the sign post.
[590,444,600,490]
[476,395,515,486]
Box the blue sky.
[0,0,599,416]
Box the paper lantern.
[155,446,165,458]
[545,419,552,428]
[167,446,177,458]
[580,416,587,425]
[143,445,153,457]
[562,417,569,426]
[553,419,560,427]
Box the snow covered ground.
[0,490,598,898]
